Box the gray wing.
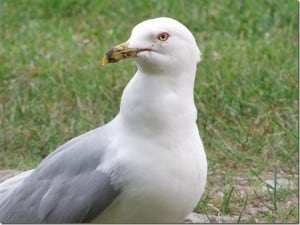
[0,123,120,223]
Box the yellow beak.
[102,41,151,65]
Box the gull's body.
[0,17,207,223]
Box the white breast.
[93,119,207,223]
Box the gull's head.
[102,17,201,74]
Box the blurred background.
[0,0,298,223]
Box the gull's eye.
[157,32,169,41]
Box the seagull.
[0,17,207,223]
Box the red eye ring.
[157,32,169,41]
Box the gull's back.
[0,123,120,223]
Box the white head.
[129,17,201,73]
[102,17,201,75]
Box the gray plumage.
[0,124,120,223]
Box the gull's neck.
[118,67,198,136]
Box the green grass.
[0,0,298,223]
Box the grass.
[0,0,298,223]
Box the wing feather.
[0,125,120,223]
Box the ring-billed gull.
[0,17,207,223]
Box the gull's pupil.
[158,32,169,41]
